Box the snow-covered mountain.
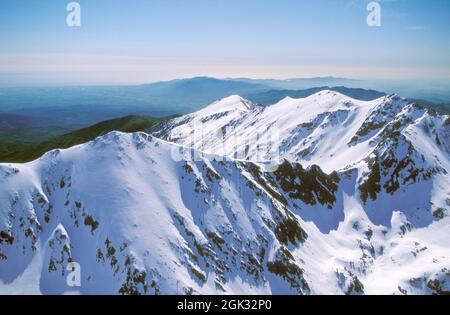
[152,91,449,172]
[1,91,449,295]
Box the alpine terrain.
[1,90,449,295]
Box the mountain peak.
[219,94,246,102]
[199,95,256,115]
[274,89,363,113]
[309,89,357,100]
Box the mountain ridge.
[151,91,449,173]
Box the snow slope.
[152,91,449,174]
[0,133,313,294]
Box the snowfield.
[1,91,449,295]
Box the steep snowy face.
[0,132,314,295]
[152,95,263,156]
[152,91,450,174]
[1,131,449,295]
[147,91,450,295]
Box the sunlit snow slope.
[152,91,449,173]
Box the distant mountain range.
[0,77,267,119]
[229,76,364,90]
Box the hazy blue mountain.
[232,77,450,104]
[0,77,268,128]
[231,76,364,90]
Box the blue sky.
[0,0,449,85]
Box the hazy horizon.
[1,0,450,86]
